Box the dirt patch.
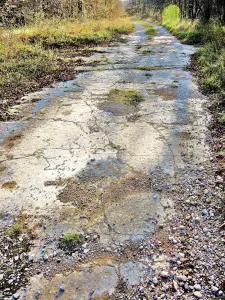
[45,160,151,218]
[1,181,17,189]
[91,292,111,300]
[3,132,23,149]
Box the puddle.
[31,77,85,115]
[0,122,23,144]
[153,86,178,100]
[76,159,129,180]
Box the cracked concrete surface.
[0,23,210,299]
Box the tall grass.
[0,18,134,99]
[165,20,225,93]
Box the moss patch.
[109,88,144,106]
[134,66,153,71]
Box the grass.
[7,220,25,237]
[58,232,83,252]
[171,83,178,88]
[142,49,152,54]
[62,233,81,242]
[134,66,153,71]
[0,17,134,101]
[134,19,157,39]
[165,20,225,94]
[160,6,225,123]
[109,88,144,106]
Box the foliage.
[0,17,133,99]
[7,220,25,237]
[0,0,123,27]
[109,88,144,106]
[134,66,153,71]
[58,232,83,252]
[126,0,225,25]
[165,19,225,93]
[162,5,180,26]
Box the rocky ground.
[0,23,224,300]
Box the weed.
[0,165,6,172]
[0,17,134,100]
[118,38,129,44]
[58,232,83,252]
[136,44,142,50]
[7,220,24,237]
[109,88,144,106]
[134,66,153,71]
[219,112,225,124]
[171,83,178,88]
[142,49,152,54]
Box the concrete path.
[0,23,210,299]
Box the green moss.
[109,88,144,106]
[171,83,178,88]
[134,66,153,71]
[63,233,81,242]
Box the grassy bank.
[163,20,225,97]
[0,17,134,118]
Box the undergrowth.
[0,18,134,101]
[166,20,225,95]
[160,4,225,123]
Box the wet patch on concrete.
[76,159,130,180]
[3,132,23,149]
[45,159,151,210]
[17,256,154,300]
[0,122,23,144]
[152,86,178,101]
[97,101,137,116]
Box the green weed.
[134,66,153,71]
[58,232,83,252]
[109,88,144,106]
[142,49,152,54]
[171,83,178,88]
[7,220,25,237]
[0,17,134,99]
